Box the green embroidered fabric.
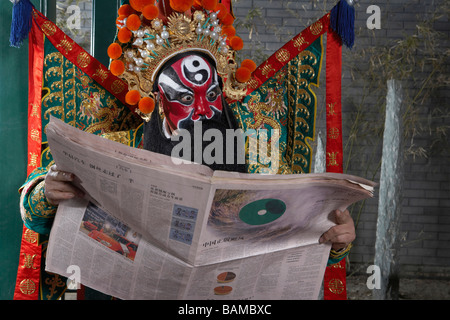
[229,38,323,175]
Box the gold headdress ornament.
[107,0,257,120]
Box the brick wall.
[233,0,450,277]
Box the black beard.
[143,102,246,173]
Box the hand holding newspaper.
[45,117,375,300]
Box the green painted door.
[0,0,118,300]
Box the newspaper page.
[44,117,375,300]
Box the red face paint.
[157,55,223,131]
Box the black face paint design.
[158,67,194,106]
[182,56,210,85]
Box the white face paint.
[181,55,211,86]
[158,73,191,96]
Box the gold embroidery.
[28,152,39,168]
[328,279,344,295]
[310,21,323,35]
[30,129,40,142]
[246,77,259,90]
[65,61,77,126]
[79,90,104,121]
[245,93,283,131]
[43,52,64,122]
[298,64,315,78]
[275,48,290,63]
[294,139,310,154]
[298,50,318,66]
[297,89,312,106]
[31,181,57,218]
[327,152,339,166]
[77,52,91,68]
[293,35,309,49]
[41,21,57,37]
[56,36,74,54]
[296,103,310,118]
[295,117,310,132]
[292,154,308,169]
[93,66,109,83]
[111,79,126,94]
[19,279,36,295]
[260,62,275,78]
[286,43,321,174]
[102,131,131,145]
[24,229,38,244]
[30,103,40,118]
[22,253,37,269]
[327,102,336,116]
[83,86,123,134]
[328,127,340,139]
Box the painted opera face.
[157,54,223,132]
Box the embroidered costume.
[12,0,355,300]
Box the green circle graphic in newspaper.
[239,198,286,225]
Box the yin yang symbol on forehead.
[182,56,211,85]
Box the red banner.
[13,18,44,300]
[324,258,347,299]
[325,31,343,174]
[324,30,347,300]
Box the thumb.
[335,209,351,225]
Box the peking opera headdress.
[107,0,256,120]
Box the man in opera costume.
[14,0,357,299]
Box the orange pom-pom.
[107,43,122,60]
[169,0,194,12]
[110,60,125,76]
[235,67,251,83]
[125,90,141,105]
[201,0,217,11]
[215,4,227,20]
[221,25,236,37]
[138,97,156,114]
[118,27,132,43]
[193,0,202,9]
[143,4,159,20]
[230,36,243,51]
[126,14,141,31]
[130,0,154,12]
[240,59,257,72]
[118,4,135,16]
[221,13,235,26]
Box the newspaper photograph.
[44,117,375,300]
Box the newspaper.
[44,117,375,300]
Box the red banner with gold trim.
[324,27,347,300]
[13,17,44,300]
